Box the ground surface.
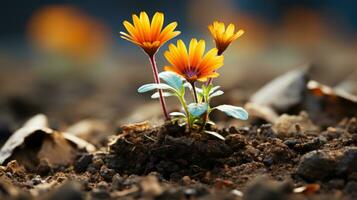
[0,66,356,200]
[0,115,356,200]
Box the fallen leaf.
[65,119,109,146]
[0,114,95,169]
[293,183,320,195]
[306,80,357,127]
[250,67,309,113]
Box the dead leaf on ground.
[247,67,356,126]
[0,114,95,169]
[306,80,357,127]
[65,119,110,146]
[250,67,309,113]
[293,183,320,195]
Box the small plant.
[121,12,248,140]
[120,11,180,120]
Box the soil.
[0,116,356,200]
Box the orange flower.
[208,21,244,55]
[120,11,180,56]
[164,39,224,83]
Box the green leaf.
[209,86,220,94]
[183,82,192,90]
[151,92,174,99]
[210,90,224,98]
[159,71,184,91]
[187,103,208,117]
[169,112,186,117]
[137,83,173,93]
[204,131,225,140]
[195,87,203,93]
[214,105,249,120]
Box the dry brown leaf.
[293,183,320,195]
[0,114,95,169]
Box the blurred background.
[0,0,356,130]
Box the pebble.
[296,150,337,181]
[337,147,357,176]
[31,175,42,185]
[111,174,124,190]
[100,165,116,182]
[182,176,191,186]
[74,153,93,173]
[297,147,357,181]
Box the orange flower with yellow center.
[208,21,244,55]
[120,11,180,56]
[164,39,224,83]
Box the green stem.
[178,93,191,131]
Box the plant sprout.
[120,12,248,140]
[138,71,248,140]
[120,11,180,120]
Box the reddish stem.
[149,54,170,120]
[191,82,198,103]
[206,77,213,86]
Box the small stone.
[111,174,124,190]
[296,150,337,181]
[31,175,42,185]
[92,156,104,170]
[100,165,115,182]
[182,176,191,186]
[263,157,274,166]
[140,175,163,197]
[74,153,93,173]
[337,147,357,177]
[259,124,277,138]
[283,139,298,149]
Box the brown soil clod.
[106,122,233,178]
